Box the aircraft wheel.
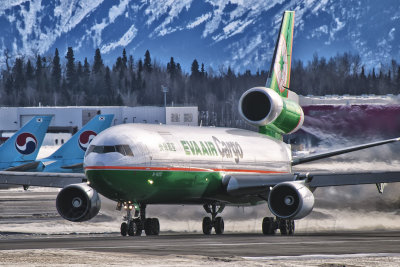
[144,218,153,235]
[202,217,212,235]
[288,220,295,235]
[128,221,137,236]
[215,217,224,235]
[279,220,289,236]
[151,218,160,235]
[120,222,127,236]
[262,217,276,235]
[134,218,143,236]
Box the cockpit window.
[87,144,134,156]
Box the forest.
[1,48,400,127]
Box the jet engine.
[238,87,304,134]
[268,181,314,220]
[56,183,101,222]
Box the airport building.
[0,106,198,135]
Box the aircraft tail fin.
[46,114,113,161]
[0,116,52,164]
[266,11,295,98]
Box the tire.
[202,217,212,235]
[128,221,137,236]
[151,218,160,235]
[120,222,127,236]
[144,218,153,236]
[288,220,295,235]
[262,217,275,235]
[279,220,288,236]
[134,218,143,236]
[215,217,224,235]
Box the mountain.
[0,0,399,73]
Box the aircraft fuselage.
[84,123,292,205]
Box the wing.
[292,137,400,165]
[0,171,86,188]
[224,171,400,197]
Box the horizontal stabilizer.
[292,137,400,166]
[0,171,85,188]
[60,163,83,170]
[5,161,40,172]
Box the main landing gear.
[202,203,225,235]
[119,203,160,236]
[262,217,295,235]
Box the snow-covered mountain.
[0,0,399,72]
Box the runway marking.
[243,253,400,260]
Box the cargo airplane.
[1,11,400,236]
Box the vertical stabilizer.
[46,114,113,161]
[0,116,52,165]
[266,11,295,98]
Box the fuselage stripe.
[84,165,287,174]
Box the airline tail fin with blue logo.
[0,116,52,167]
[45,114,113,162]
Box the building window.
[184,113,193,122]
[171,113,180,122]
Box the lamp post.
[161,85,169,107]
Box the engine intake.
[268,181,314,220]
[56,183,101,222]
[238,86,304,134]
[239,87,283,126]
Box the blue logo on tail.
[15,133,38,155]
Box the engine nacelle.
[238,87,304,134]
[268,181,314,220]
[56,183,101,222]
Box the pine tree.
[51,48,61,92]
[190,59,199,77]
[26,59,34,80]
[35,55,43,92]
[65,47,75,90]
[167,57,176,79]
[83,57,90,76]
[144,50,152,72]
[201,63,205,77]
[103,66,113,104]
[93,48,104,74]
[122,48,127,69]
[13,58,25,95]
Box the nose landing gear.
[202,203,225,235]
[119,202,160,237]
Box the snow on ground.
[0,249,400,266]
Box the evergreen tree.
[51,48,61,92]
[167,57,176,79]
[103,66,113,104]
[138,59,143,73]
[201,63,205,77]
[65,47,75,90]
[35,55,43,92]
[26,59,34,80]
[122,48,127,69]
[83,57,90,76]
[191,59,200,77]
[12,58,25,95]
[128,55,134,72]
[144,50,152,72]
[93,48,104,74]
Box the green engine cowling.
[238,87,304,136]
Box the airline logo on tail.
[274,33,289,94]
[15,133,38,155]
[78,131,97,151]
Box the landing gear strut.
[202,203,225,235]
[262,217,295,235]
[119,202,160,236]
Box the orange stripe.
[84,165,287,174]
